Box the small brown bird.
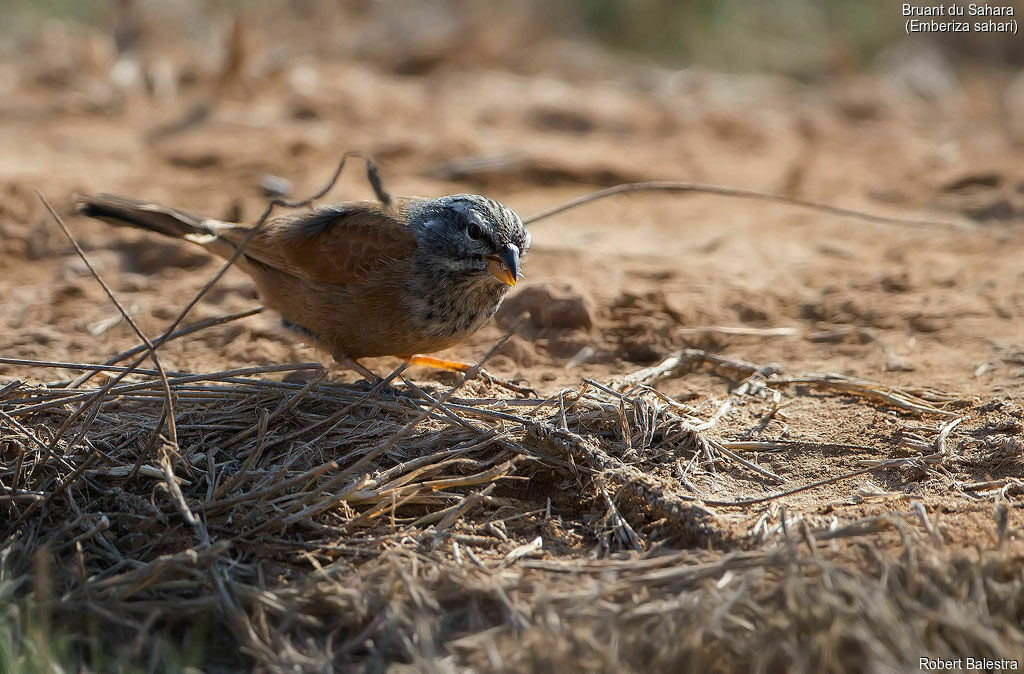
[77,192,530,380]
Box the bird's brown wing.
[216,201,418,287]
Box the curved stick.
[523,180,968,231]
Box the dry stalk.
[523,180,969,230]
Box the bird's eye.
[466,223,482,240]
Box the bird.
[76,191,531,386]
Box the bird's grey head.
[407,194,530,288]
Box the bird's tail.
[76,193,223,244]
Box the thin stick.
[702,456,920,507]
[68,306,264,388]
[7,364,324,416]
[0,356,311,378]
[522,180,968,231]
[39,195,185,525]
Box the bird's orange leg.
[404,355,534,396]
[404,354,472,373]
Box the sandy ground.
[2,6,1024,670]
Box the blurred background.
[4,0,1024,75]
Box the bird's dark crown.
[407,194,530,282]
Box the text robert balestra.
[919,657,1019,671]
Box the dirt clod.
[497,280,595,334]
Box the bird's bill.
[486,257,516,286]
[486,244,520,286]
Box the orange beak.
[486,257,516,286]
[485,244,520,287]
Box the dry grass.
[4,335,1024,671]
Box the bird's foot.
[333,353,383,385]
[478,369,537,397]
[404,355,535,397]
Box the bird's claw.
[478,368,536,397]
